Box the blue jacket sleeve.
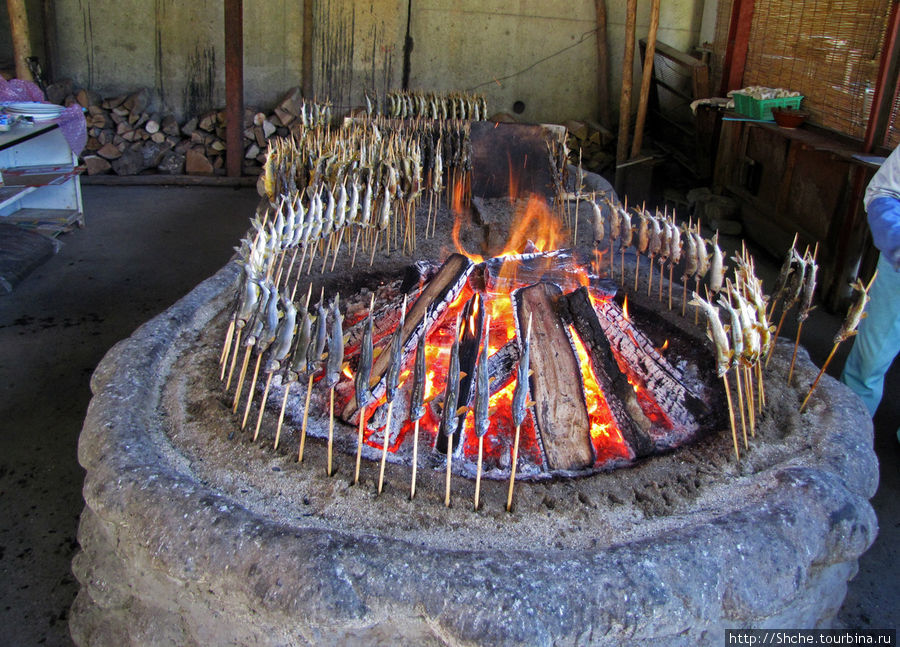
[867,196,900,270]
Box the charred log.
[514,282,594,471]
[594,298,709,428]
[487,339,519,396]
[558,287,654,458]
[341,253,474,419]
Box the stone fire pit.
[70,249,878,646]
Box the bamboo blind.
[715,0,892,140]
[886,83,900,148]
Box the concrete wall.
[49,0,703,123]
[410,0,704,124]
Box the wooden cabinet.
[714,117,879,310]
[0,121,84,236]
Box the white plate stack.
[3,102,64,121]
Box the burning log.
[594,298,708,428]
[341,253,474,420]
[513,283,594,471]
[558,287,654,458]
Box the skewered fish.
[690,292,730,377]
[324,295,344,388]
[354,306,375,411]
[409,328,427,422]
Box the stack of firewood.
[59,84,318,177]
[564,119,615,175]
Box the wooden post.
[594,0,611,129]
[302,0,314,99]
[614,0,637,194]
[7,0,33,81]
[224,0,244,178]
[719,0,755,95]
[631,0,660,158]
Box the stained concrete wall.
[49,0,702,123]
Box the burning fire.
[352,181,682,475]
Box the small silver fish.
[512,317,532,428]
[324,295,344,388]
[708,232,725,294]
[473,316,491,438]
[409,328,427,422]
[690,292,730,377]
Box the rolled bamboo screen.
[713,0,892,141]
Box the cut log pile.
[52,84,318,177]
[564,119,615,175]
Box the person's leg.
[840,255,900,415]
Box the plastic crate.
[732,93,803,120]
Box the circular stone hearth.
[70,260,878,647]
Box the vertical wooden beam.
[7,0,33,81]
[41,0,58,82]
[719,0,755,95]
[864,0,900,153]
[302,0,314,99]
[594,0,611,129]
[225,0,244,178]
[615,0,637,193]
[631,0,660,158]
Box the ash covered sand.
[160,198,853,554]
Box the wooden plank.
[302,0,314,99]
[514,282,594,472]
[719,0,756,95]
[81,174,256,187]
[224,0,244,178]
[7,0,33,81]
[594,0,611,129]
[631,0,660,158]
[614,0,637,193]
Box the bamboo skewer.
[668,264,675,311]
[378,400,394,494]
[410,419,420,500]
[474,436,485,511]
[219,317,236,376]
[354,407,367,485]
[252,371,275,441]
[634,253,641,292]
[756,360,766,409]
[232,341,254,413]
[297,373,313,462]
[734,361,748,449]
[224,327,242,386]
[445,438,454,508]
[744,364,755,437]
[765,307,791,369]
[327,386,336,476]
[241,352,263,429]
[799,342,839,412]
[723,372,740,461]
[273,381,291,450]
[787,319,804,384]
[506,424,522,512]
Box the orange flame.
[622,295,631,322]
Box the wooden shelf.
[0,185,37,210]
[1,207,83,237]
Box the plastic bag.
[0,77,87,156]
